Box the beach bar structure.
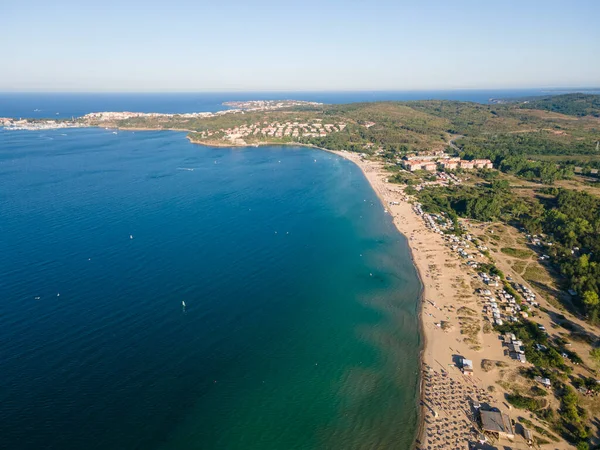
[479,410,515,439]
[461,358,474,375]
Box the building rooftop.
[480,410,514,437]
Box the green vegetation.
[506,393,545,411]
[590,348,600,368]
[572,376,600,393]
[523,265,549,284]
[110,95,600,187]
[540,190,600,322]
[517,93,600,117]
[501,247,533,259]
[519,417,561,442]
[497,320,568,370]
[514,361,592,446]
[477,262,504,278]
[418,181,600,324]
[418,181,531,223]
[457,133,580,184]
[555,385,591,444]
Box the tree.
[491,179,510,192]
[590,348,600,368]
[583,290,599,323]
[405,186,417,196]
[583,290,599,308]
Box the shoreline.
[182,138,431,444]
[5,115,589,448]
[15,127,569,446]
[322,150,517,449]
[181,138,432,444]
[326,150,428,447]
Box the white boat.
[130,235,133,239]
[182,301,186,307]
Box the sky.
[1,0,599,92]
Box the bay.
[0,127,421,449]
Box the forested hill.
[517,93,600,117]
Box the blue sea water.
[0,127,422,449]
[0,88,596,119]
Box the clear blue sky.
[2,0,599,91]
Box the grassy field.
[501,247,534,259]
[523,265,551,284]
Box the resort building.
[472,159,494,169]
[440,158,460,170]
[401,156,494,172]
[403,160,437,171]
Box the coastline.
[322,150,521,449]
[182,137,433,444]
[6,99,595,448]
[182,141,431,442]
[326,150,428,446]
[10,125,580,447]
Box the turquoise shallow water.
[0,128,421,449]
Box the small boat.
[112,131,118,135]
[130,235,133,239]
[57,293,60,297]
[182,301,186,307]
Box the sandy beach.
[328,150,566,449]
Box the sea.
[0,124,422,449]
[0,89,590,449]
[1,88,597,119]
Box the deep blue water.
[1,89,596,119]
[0,127,422,449]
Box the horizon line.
[1,86,600,95]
